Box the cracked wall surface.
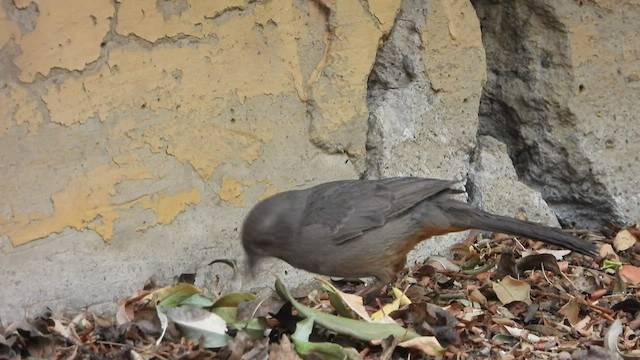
[0,0,401,321]
[1,0,401,247]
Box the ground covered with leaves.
[2,227,640,360]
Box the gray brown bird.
[241,177,597,292]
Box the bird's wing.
[299,178,460,244]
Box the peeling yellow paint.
[422,0,486,101]
[13,0,112,82]
[42,77,95,125]
[0,152,200,245]
[307,0,400,157]
[116,0,245,42]
[2,0,388,246]
[1,158,150,245]
[369,0,402,27]
[217,176,245,208]
[137,188,201,231]
[43,1,314,179]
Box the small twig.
[541,263,552,285]
[560,270,577,291]
[96,341,128,347]
[531,290,616,322]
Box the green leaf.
[292,316,314,343]
[152,283,203,307]
[291,316,361,360]
[210,307,266,340]
[212,292,256,308]
[322,285,356,319]
[275,278,419,342]
[603,259,623,270]
[181,294,215,307]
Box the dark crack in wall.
[471,0,620,228]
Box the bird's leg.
[356,270,396,305]
[356,280,386,305]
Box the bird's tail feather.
[440,200,598,257]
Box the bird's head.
[241,192,301,275]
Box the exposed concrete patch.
[0,4,23,47]
[155,0,189,20]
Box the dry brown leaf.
[619,265,640,286]
[613,229,637,252]
[599,244,620,261]
[469,288,487,306]
[268,335,302,360]
[493,276,532,305]
[558,299,580,326]
[398,336,445,356]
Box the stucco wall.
[1,0,638,323]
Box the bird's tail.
[438,199,598,257]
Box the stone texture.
[366,0,486,180]
[470,136,560,227]
[472,0,640,228]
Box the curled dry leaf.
[503,325,541,343]
[517,253,562,276]
[371,287,411,323]
[604,319,623,355]
[558,299,580,326]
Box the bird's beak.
[246,253,260,278]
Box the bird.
[241,177,598,294]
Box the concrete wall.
[1,0,638,323]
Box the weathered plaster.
[116,0,245,42]
[0,5,21,48]
[3,0,388,247]
[217,176,246,208]
[422,0,486,102]
[308,0,401,162]
[13,0,113,82]
[1,150,201,246]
